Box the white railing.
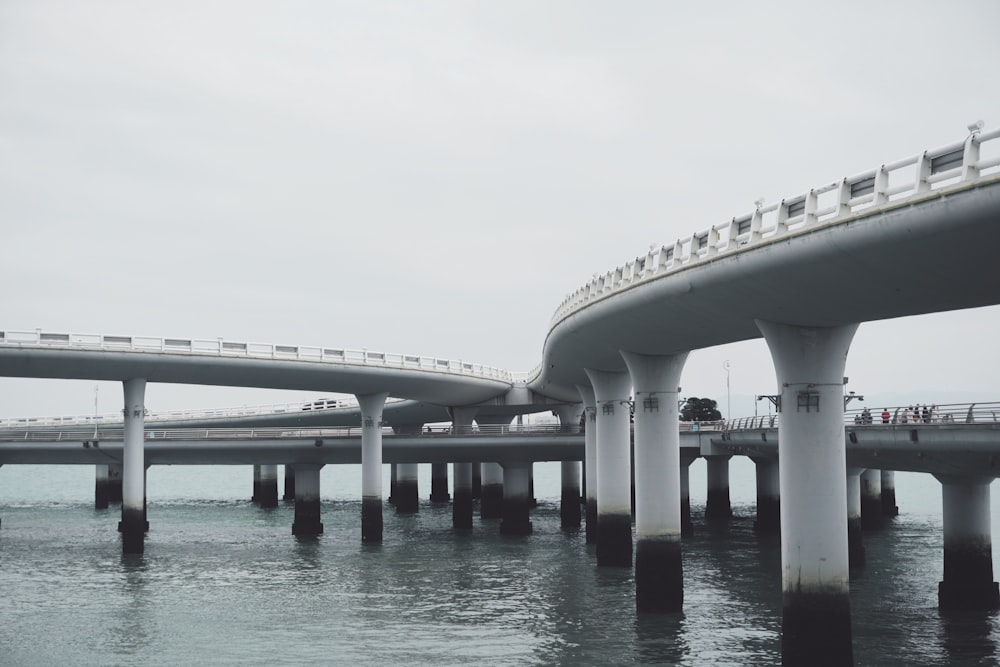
[0,396,416,428]
[552,126,1000,327]
[0,330,514,383]
[723,402,1000,431]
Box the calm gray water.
[1,460,998,666]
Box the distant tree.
[680,397,722,422]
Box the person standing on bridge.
[881,408,891,424]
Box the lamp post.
[723,360,731,420]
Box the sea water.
[1,459,998,666]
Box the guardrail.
[0,330,514,383]
[0,396,415,428]
[723,402,1000,431]
[551,125,1000,328]
[0,420,724,442]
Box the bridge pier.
[560,461,581,530]
[751,456,780,533]
[450,408,477,530]
[936,474,999,610]
[472,461,481,500]
[880,469,898,516]
[388,464,397,505]
[680,452,696,536]
[108,463,123,503]
[453,463,473,529]
[395,463,419,514]
[480,463,503,519]
[357,392,389,543]
[584,368,633,567]
[118,378,147,555]
[499,461,532,535]
[252,464,260,503]
[860,469,883,530]
[704,455,732,520]
[95,464,110,510]
[291,463,324,535]
[430,463,450,502]
[256,465,279,508]
[576,385,598,545]
[283,464,295,501]
[622,350,687,612]
[758,320,857,666]
[846,468,866,569]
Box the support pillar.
[453,463,473,529]
[880,469,898,517]
[846,468,865,569]
[449,407,477,530]
[680,452,696,536]
[576,386,599,545]
[860,468,883,530]
[283,464,295,501]
[704,455,732,520]
[757,319,857,666]
[560,461,581,529]
[500,461,532,535]
[118,378,147,555]
[256,464,279,508]
[584,368,632,567]
[622,350,688,612]
[108,463,123,503]
[291,463,324,535]
[430,463,450,502]
[751,456,780,533]
[388,464,397,505]
[252,464,261,503]
[357,392,389,543]
[395,463,419,514]
[472,462,481,500]
[480,463,503,519]
[936,474,999,610]
[95,464,110,510]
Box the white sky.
[1,1,998,419]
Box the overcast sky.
[1,1,998,420]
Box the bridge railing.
[552,126,1000,327]
[0,330,514,383]
[723,402,1000,432]
[0,396,417,429]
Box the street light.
[723,360,731,420]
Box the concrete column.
[500,461,532,535]
[846,468,865,569]
[283,464,295,501]
[252,464,261,503]
[751,456,780,533]
[430,463,450,502]
[480,463,503,519]
[291,463,324,535]
[257,464,279,508]
[622,350,687,612]
[881,469,899,517]
[108,463,123,503]
[560,461,581,529]
[118,378,146,554]
[576,384,599,545]
[680,452,696,536]
[357,392,389,543]
[472,461,482,500]
[453,462,473,529]
[449,407,477,529]
[388,463,397,505]
[95,464,110,510]
[936,474,999,610]
[584,368,632,568]
[395,463,419,514]
[704,455,733,520]
[757,319,857,665]
[860,469,883,530]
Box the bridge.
[2,126,999,664]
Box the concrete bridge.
[2,126,999,664]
